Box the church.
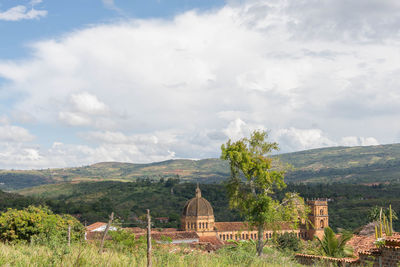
[180,185,329,241]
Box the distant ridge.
[3,143,400,190]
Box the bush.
[107,229,146,252]
[276,232,301,252]
[0,205,84,244]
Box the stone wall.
[295,254,357,266]
[358,246,400,267]
[296,245,400,266]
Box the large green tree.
[221,130,308,256]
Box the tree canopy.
[221,130,309,256]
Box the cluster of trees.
[1,181,399,232]
[0,205,84,243]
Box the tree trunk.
[257,224,264,256]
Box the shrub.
[107,229,146,252]
[276,232,301,252]
[0,205,84,244]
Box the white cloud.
[274,128,336,152]
[0,1,47,21]
[58,112,91,126]
[0,124,34,143]
[1,0,398,168]
[71,92,109,115]
[340,136,379,147]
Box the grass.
[0,241,305,267]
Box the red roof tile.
[86,222,107,232]
[199,236,224,246]
[214,221,294,232]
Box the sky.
[0,0,400,169]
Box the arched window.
[320,209,324,215]
[320,220,324,228]
[246,234,249,239]
[206,222,208,229]
[187,222,190,229]
[202,222,205,228]
[223,234,226,240]
[269,233,272,238]
[266,233,268,239]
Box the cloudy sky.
[0,0,399,169]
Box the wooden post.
[68,225,71,246]
[147,209,152,267]
[99,212,114,254]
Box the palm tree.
[316,227,353,258]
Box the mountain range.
[2,143,400,190]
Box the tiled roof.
[199,236,224,246]
[347,234,377,256]
[182,197,214,217]
[385,233,400,247]
[124,227,146,233]
[295,254,358,264]
[86,222,107,232]
[214,222,294,232]
[348,233,400,256]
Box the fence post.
[99,212,114,254]
[68,225,71,246]
[147,209,152,267]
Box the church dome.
[182,185,214,217]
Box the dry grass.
[0,242,304,267]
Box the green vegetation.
[0,206,303,267]
[221,130,308,256]
[0,205,84,243]
[3,143,400,190]
[276,232,302,252]
[0,240,304,267]
[10,180,400,233]
[315,227,353,258]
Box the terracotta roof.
[199,236,224,247]
[124,227,146,233]
[384,233,400,247]
[347,234,376,256]
[214,222,294,232]
[86,222,107,232]
[295,254,358,264]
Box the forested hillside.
[16,180,400,232]
[2,143,400,190]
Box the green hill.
[3,143,400,190]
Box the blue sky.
[1,0,400,169]
[0,0,225,59]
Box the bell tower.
[306,199,329,240]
